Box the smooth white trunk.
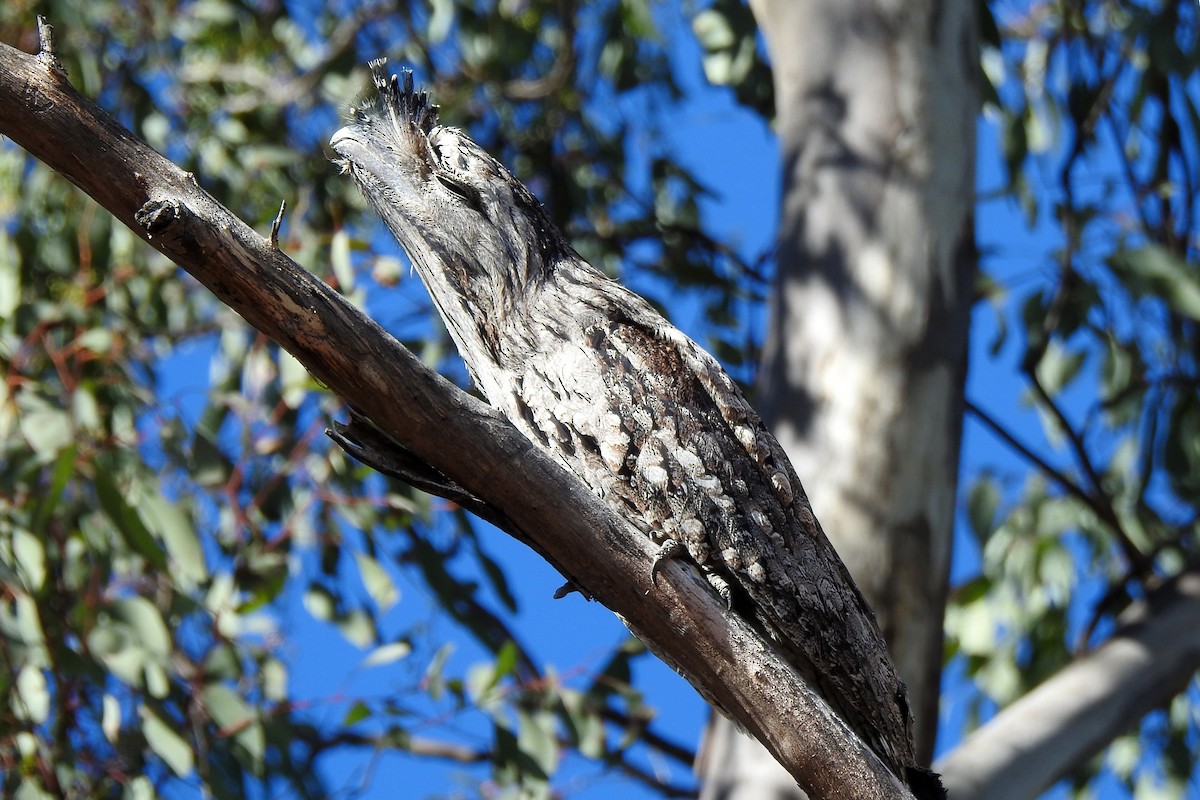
[699,2,978,796]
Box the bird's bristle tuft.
[365,59,439,134]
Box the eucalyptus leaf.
[14,664,49,723]
[11,528,45,591]
[93,467,168,570]
[203,682,255,736]
[18,402,73,462]
[111,597,173,659]
[344,700,371,726]
[363,641,412,668]
[355,552,399,612]
[517,707,560,780]
[138,489,207,585]
[303,584,337,621]
[140,707,194,777]
[967,476,1001,544]
[29,445,75,535]
[1110,246,1200,321]
[102,693,121,744]
[336,609,377,649]
[561,689,605,759]
[1034,341,1087,398]
[262,658,288,701]
[14,780,53,800]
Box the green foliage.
[690,0,772,119]
[950,0,1199,793]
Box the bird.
[330,61,938,797]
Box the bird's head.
[331,61,570,365]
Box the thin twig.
[1025,372,1148,574]
[36,15,66,75]
[965,399,1092,506]
[270,200,286,250]
[611,757,698,799]
[598,705,696,766]
[967,393,1149,576]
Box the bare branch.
[966,395,1150,575]
[937,569,1200,800]
[1024,371,1150,575]
[598,704,697,767]
[312,722,700,796]
[306,728,489,763]
[965,399,1090,504]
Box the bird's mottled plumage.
[331,62,929,791]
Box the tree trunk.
[699,2,978,795]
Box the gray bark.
[700,1,978,796]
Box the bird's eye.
[437,172,484,213]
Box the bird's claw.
[650,539,682,584]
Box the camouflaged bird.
[331,61,935,795]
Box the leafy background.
[0,0,1197,798]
